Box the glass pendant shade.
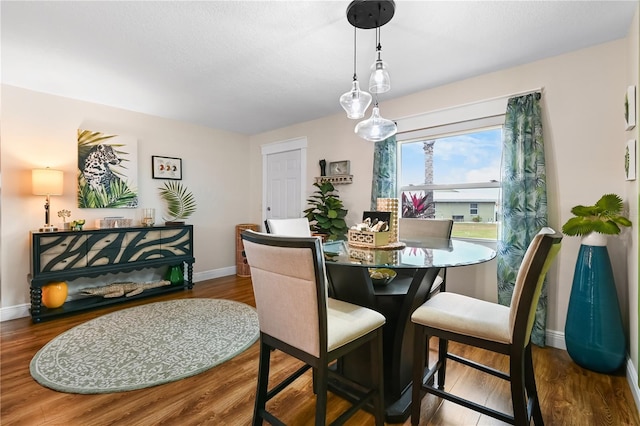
[340,80,373,119]
[354,105,397,142]
[369,58,390,94]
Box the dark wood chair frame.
[241,231,385,426]
[411,231,562,425]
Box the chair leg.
[253,339,271,426]
[510,349,529,426]
[437,337,448,390]
[370,328,385,426]
[412,324,426,426]
[525,344,544,425]
[315,363,328,426]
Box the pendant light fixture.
[369,26,390,94]
[343,0,397,142]
[355,100,397,142]
[339,27,372,119]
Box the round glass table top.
[323,238,496,269]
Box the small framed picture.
[152,156,182,180]
[329,160,350,176]
[625,86,636,130]
[625,139,636,181]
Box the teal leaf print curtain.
[498,92,548,346]
[370,135,397,210]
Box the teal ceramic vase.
[565,233,626,373]
[166,265,184,285]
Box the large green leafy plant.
[159,181,197,223]
[562,193,632,236]
[304,181,348,240]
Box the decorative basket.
[348,229,390,248]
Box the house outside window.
[397,114,504,240]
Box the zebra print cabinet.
[29,225,195,322]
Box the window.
[398,114,504,240]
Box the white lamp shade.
[339,80,373,119]
[355,106,397,142]
[32,168,64,196]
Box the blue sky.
[400,128,502,187]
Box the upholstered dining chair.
[241,230,386,425]
[410,227,562,425]
[265,217,312,237]
[398,218,454,294]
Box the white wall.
[0,86,252,319]
[248,38,636,353]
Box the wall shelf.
[315,175,353,185]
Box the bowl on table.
[368,268,397,286]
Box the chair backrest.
[509,227,562,346]
[241,230,327,358]
[266,218,312,237]
[399,218,454,241]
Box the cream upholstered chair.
[398,218,454,294]
[410,227,562,425]
[265,217,312,237]
[241,230,386,425]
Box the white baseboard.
[545,328,566,350]
[0,266,238,322]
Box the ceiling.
[2,1,637,135]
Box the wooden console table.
[29,225,195,323]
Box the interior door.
[265,149,302,220]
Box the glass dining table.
[322,238,496,423]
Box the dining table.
[323,237,497,423]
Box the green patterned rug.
[30,298,259,394]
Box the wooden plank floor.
[2,275,639,425]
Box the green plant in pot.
[562,193,632,374]
[159,181,197,225]
[304,181,348,241]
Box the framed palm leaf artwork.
[77,129,139,208]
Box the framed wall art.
[152,156,182,180]
[625,85,636,130]
[625,139,636,181]
[329,160,350,175]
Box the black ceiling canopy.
[346,0,395,30]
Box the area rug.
[30,298,259,394]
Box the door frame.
[261,136,308,226]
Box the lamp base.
[39,225,58,232]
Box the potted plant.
[562,193,632,374]
[159,181,197,225]
[303,181,348,241]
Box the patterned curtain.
[498,92,548,346]
[370,135,397,210]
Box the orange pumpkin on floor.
[42,281,68,308]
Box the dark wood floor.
[2,275,639,425]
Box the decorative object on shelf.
[57,209,71,230]
[152,155,182,180]
[625,139,636,181]
[77,129,139,209]
[341,0,397,142]
[304,181,348,241]
[166,265,184,285]
[70,219,86,231]
[369,268,396,285]
[159,181,196,225]
[81,280,171,298]
[32,167,64,232]
[562,193,633,373]
[41,281,68,308]
[329,160,350,175]
[96,217,133,228]
[319,159,327,176]
[142,208,155,227]
[625,85,636,130]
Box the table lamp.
[32,168,64,232]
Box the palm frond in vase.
[159,181,197,224]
